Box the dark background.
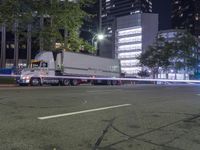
[152,0,171,30]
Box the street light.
[92,33,105,55]
[97,34,104,41]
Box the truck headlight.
[26,76,30,80]
[22,76,30,80]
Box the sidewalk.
[0,84,17,87]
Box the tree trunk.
[39,16,44,52]
[1,23,6,68]
[183,58,186,80]
[14,20,19,67]
[27,24,32,67]
[166,72,169,79]
[184,67,187,80]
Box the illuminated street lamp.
[97,34,104,40]
[92,33,105,54]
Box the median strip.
[38,104,131,120]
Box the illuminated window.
[118,27,142,36]
[120,60,140,67]
[118,51,142,59]
[118,36,142,43]
[118,44,142,51]
[121,67,142,74]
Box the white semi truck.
[18,51,121,86]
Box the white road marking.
[86,89,122,93]
[197,94,200,96]
[38,104,131,120]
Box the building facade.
[115,13,158,76]
[171,0,200,38]
[99,0,153,58]
[101,0,153,35]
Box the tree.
[139,30,199,79]
[170,31,199,79]
[0,0,95,67]
[137,70,150,78]
[138,36,173,78]
[0,0,38,67]
[34,0,95,51]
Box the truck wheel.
[62,79,71,86]
[107,80,112,85]
[90,80,95,85]
[112,80,118,85]
[30,78,41,86]
[71,79,79,86]
[19,83,28,86]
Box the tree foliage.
[138,36,174,77]
[139,31,199,78]
[171,31,199,72]
[0,0,95,51]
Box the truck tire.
[19,83,28,86]
[107,80,112,85]
[62,79,71,86]
[30,78,41,86]
[112,80,118,85]
[71,79,79,86]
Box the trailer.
[18,51,121,86]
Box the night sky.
[152,0,171,30]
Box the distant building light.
[118,51,142,59]
[120,60,140,67]
[118,44,142,51]
[118,27,142,36]
[121,67,142,74]
[118,36,142,43]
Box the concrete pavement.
[0,85,200,150]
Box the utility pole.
[99,0,102,33]
[97,0,102,56]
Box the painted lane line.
[86,89,122,93]
[197,94,200,96]
[38,104,131,120]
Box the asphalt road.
[0,85,200,150]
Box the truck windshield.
[32,62,40,68]
[31,61,48,68]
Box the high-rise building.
[101,0,153,36]
[115,13,158,76]
[99,0,153,58]
[171,0,200,38]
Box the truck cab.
[18,52,56,86]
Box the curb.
[0,84,17,87]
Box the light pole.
[99,0,102,33]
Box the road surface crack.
[95,113,200,150]
[92,118,115,150]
